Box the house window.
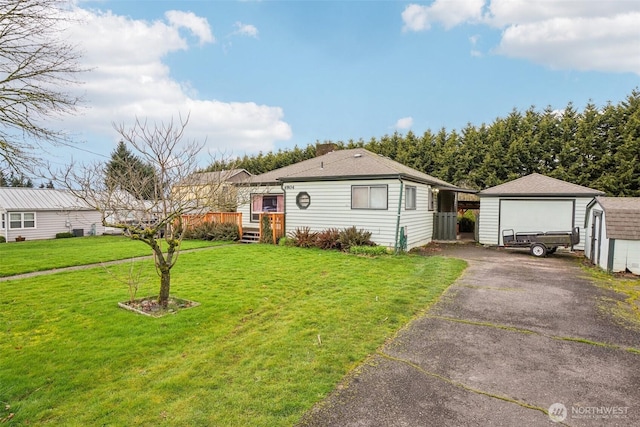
[1,213,4,229]
[251,194,284,222]
[351,185,388,210]
[296,192,311,209]
[9,212,36,229]
[405,186,416,210]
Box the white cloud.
[495,13,640,74]
[401,0,640,75]
[395,117,413,130]
[58,6,291,159]
[402,4,430,32]
[165,10,215,45]
[402,0,484,32]
[233,21,259,38]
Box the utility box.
[72,228,84,237]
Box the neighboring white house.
[584,197,640,274]
[172,169,252,212]
[237,148,468,250]
[477,173,605,250]
[0,188,104,242]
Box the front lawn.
[0,245,466,426]
[0,235,225,277]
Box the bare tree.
[0,0,84,169]
[56,115,255,308]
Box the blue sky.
[46,0,640,166]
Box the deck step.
[240,230,260,244]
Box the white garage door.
[499,200,574,245]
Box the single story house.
[0,188,104,242]
[584,197,640,274]
[478,173,605,250]
[236,148,471,250]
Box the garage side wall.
[573,197,593,251]
[478,197,499,245]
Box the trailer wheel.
[530,243,547,257]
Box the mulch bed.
[118,296,200,317]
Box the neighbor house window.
[251,194,284,222]
[405,186,416,210]
[9,212,36,229]
[351,185,388,210]
[1,213,5,229]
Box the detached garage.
[478,173,605,250]
[585,197,640,274]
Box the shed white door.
[499,200,574,245]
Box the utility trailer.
[502,227,580,257]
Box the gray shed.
[585,197,640,274]
[478,173,605,250]
[0,188,104,242]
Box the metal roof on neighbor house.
[479,173,605,197]
[594,196,640,240]
[245,148,471,191]
[0,188,92,211]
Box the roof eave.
[480,192,604,197]
[277,173,463,189]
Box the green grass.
[583,263,640,331]
[0,244,466,426]
[0,235,226,277]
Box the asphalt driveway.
[298,244,640,426]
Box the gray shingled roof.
[247,148,464,189]
[595,197,640,240]
[0,188,92,211]
[479,173,605,197]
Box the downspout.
[394,178,404,254]
[279,182,287,242]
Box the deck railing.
[259,212,285,244]
[181,212,243,238]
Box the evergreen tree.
[202,89,640,196]
[106,141,158,200]
[8,172,33,187]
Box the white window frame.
[9,212,36,229]
[351,185,388,210]
[405,186,417,210]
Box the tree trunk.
[158,267,171,307]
